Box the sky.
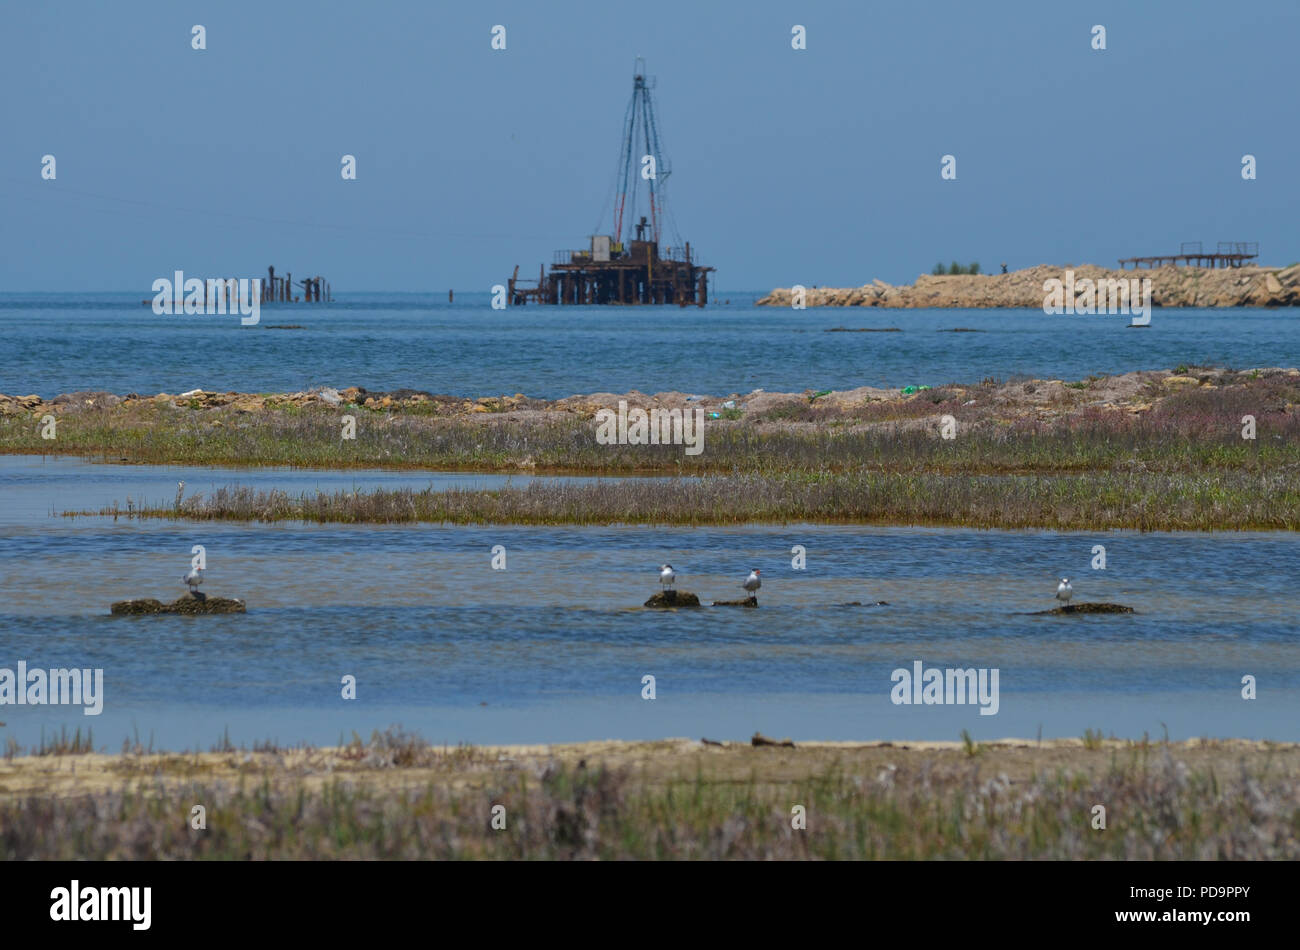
[1,0,1297,292]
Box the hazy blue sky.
[2,0,1296,291]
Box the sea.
[0,294,1296,749]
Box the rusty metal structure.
[1119,241,1259,270]
[140,266,331,308]
[508,60,713,307]
[263,266,331,303]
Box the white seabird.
[743,569,762,599]
[659,564,677,591]
[1056,577,1073,604]
[183,566,204,595]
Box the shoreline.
[77,470,1300,531]
[5,734,1297,858]
[6,733,1290,771]
[5,366,1296,531]
[3,365,1296,465]
[757,262,1300,308]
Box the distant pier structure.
[507,59,714,307]
[1119,241,1259,270]
[142,266,332,308]
[263,266,331,303]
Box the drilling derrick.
[507,59,714,306]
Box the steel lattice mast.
[613,58,670,248]
[506,58,713,307]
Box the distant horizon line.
[0,289,768,296]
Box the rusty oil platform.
[508,60,713,307]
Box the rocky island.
[758,263,1300,308]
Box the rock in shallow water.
[1034,602,1134,615]
[643,590,701,608]
[712,597,758,608]
[111,594,246,615]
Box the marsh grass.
[35,726,95,756]
[3,740,1296,859]
[74,467,1300,530]
[19,371,1300,529]
[5,372,1300,478]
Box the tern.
[743,569,761,599]
[659,564,677,592]
[183,566,204,596]
[1056,577,1073,604]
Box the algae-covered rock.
[168,595,246,615]
[1034,602,1134,615]
[110,598,166,615]
[112,594,246,615]
[644,590,701,608]
[712,597,758,608]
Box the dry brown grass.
[3,732,1297,859]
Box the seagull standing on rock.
[659,564,677,592]
[183,566,204,596]
[1056,577,1073,605]
[744,569,762,600]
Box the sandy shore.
[6,735,1297,800]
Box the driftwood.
[751,732,796,749]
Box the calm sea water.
[1,456,1296,749]
[2,292,1297,399]
[2,294,1296,748]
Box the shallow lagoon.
[1,456,1296,749]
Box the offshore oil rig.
[507,60,714,307]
